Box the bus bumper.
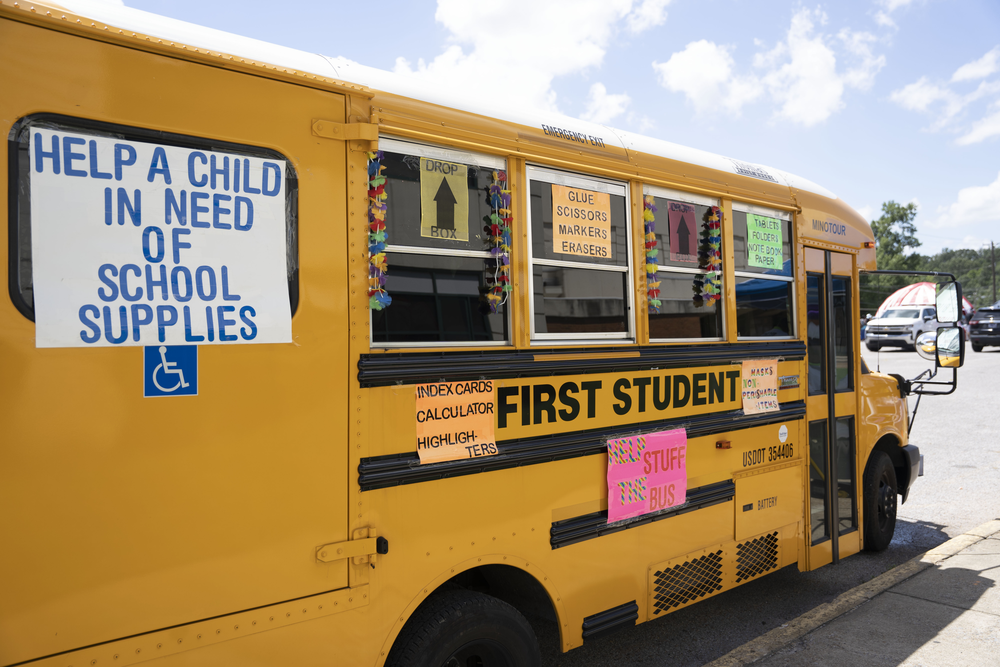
[901,444,921,504]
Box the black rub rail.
[358,341,806,388]
[358,401,805,492]
[550,479,736,549]
[582,600,639,642]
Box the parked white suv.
[865,307,940,351]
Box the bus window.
[372,139,508,345]
[732,202,794,338]
[8,114,299,321]
[643,186,724,341]
[527,166,632,340]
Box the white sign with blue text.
[29,128,292,348]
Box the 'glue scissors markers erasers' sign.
[29,128,293,348]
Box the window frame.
[370,137,511,349]
[732,200,797,341]
[526,164,634,344]
[643,184,726,343]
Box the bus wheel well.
[871,434,909,497]
[439,564,559,657]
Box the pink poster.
[607,428,688,524]
[667,202,698,263]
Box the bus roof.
[47,0,838,198]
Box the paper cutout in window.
[668,202,698,263]
[419,157,469,242]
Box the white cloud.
[891,48,1000,142]
[952,47,1000,82]
[957,102,1000,145]
[626,0,671,34]
[652,40,762,115]
[393,1,669,117]
[652,9,884,126]
[874,0,917,30]
[856,205,875,221]
[929,172,1000,229]
[890,76,957,113]
[882,0,916,10]
[580,83,631,124]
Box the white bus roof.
[56,0,836,200]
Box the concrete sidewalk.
[706,519,1000,667]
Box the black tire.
[386,590,540,667]
[863,450,897,552]
[972,342,983,352]
[866,342,881,351]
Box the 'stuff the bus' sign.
[29,129,292,348]
[607,428,688,523]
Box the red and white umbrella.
[874,282,974,317]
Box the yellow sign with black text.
[551,184,612,258]
[494,365,745,441]
[420,157,469,242]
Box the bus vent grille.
[651,550,723,615]
[736,531,779,582]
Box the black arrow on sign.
[677,215,691,256]
[434,178,457,229]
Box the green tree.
[859,201,923,315]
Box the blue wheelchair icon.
[144,345,198,397]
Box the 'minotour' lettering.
[812,218,847,236]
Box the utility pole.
[993,241,996,304]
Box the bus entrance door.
[805,248,860,568]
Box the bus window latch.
[311,119,378,143]
[316,527,387,565]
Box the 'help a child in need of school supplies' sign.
[607,428,688,524]
[29,129,292,348]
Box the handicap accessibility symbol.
[144,345,198,397]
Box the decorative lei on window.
[367,151,391,310]
[643,195,660,313]
[693,205,723,306]
[483,170,512,313]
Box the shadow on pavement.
[759,557,998,666]
[532,519,955,667]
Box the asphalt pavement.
[538,344,1000,666]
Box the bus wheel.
[386,590,540,667]
[863,451,897,552]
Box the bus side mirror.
[936,327,964,368]
[935,281,961,324]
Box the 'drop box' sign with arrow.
[420,157,469,242]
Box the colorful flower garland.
[693,205,723,306]
[643,195,660,313]
[483,170,512,313]
[367,151,391,310]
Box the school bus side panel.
[0,18,350,663]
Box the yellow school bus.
[0,3,965,666]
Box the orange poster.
[415,380,497,464]
[551,184,612,259]
[741,359,779,414]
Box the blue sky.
[115,0,1000,256]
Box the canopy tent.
[874,282,973,317]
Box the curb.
[701,518,1000,667]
